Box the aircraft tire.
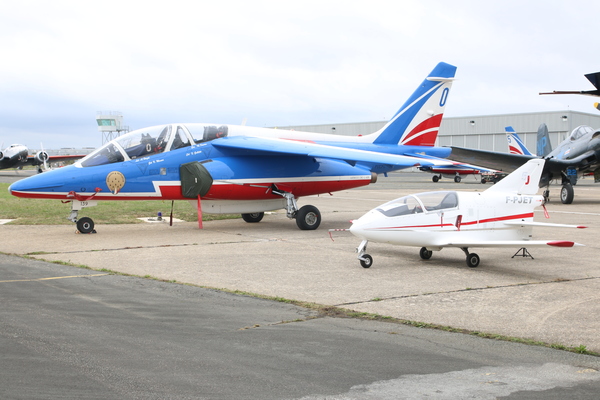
[295,205,321,230]
[466,253,480,268]
[560,184,574,204]
[360,254,373,268]
[241,212,264,223]
[419,247,433,260]
[76,217,95,234]
[432,175,440,183]
[454,176,461,183]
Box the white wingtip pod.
[484,158,545,195]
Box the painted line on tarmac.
[0,273,109,283]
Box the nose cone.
[349,210,379,239]
[9,165,78,198]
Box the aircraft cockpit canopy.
[569,125,594,141]
[376,191,458,217]
[79,124,230,167]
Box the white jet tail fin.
[485,158,545,195]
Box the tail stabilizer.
[371,62,456,146]
[506,127,533,156]
[485,158,545,195]
[536,123,552,157]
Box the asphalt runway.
[2,171,600,398]
[2,256,600,399]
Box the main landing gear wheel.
[295,205,321,230]
[359,254,373,268]
[241,212,264,223]
[454,176,461,183]
[432,175,440,182]
[466,253,480,268]
[560,184,574,204]
[76,217,95,234]
[419,247,433,260]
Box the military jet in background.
[348,159,585,269]
[10,62,459,233]
[0,143,83,173]
[449,122,600,204]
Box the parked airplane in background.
[10,62,458,233]
[0,143,83,173]
[450,122,600,204]
[506,127,533,156]
[348,159,585,269]
[417,156,498,183]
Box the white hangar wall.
[280,110,600,154]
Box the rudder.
[372,62,457,146]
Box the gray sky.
[1,0,599,148]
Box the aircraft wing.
[449,146,594,177]
[25,154,85,165]
[504,221,587,229]
[405,153,499,173]
[441,240,583,248]
[540,71,600,97]
[212,136,447,168]
[448,147,534,172]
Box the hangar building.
[280,110,600,154]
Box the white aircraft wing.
[212,136,449,169]
[441,240,583,248]
[504,221,587,229]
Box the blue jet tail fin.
[370,62,457,146]
[536,123,552,157]
[506,126,533,156]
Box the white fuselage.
[349,190,545,250]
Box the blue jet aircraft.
[10,62,458,233]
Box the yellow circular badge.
[106,171,126,194]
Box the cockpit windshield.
[569,125,594,141]
[376,191,458,217]
[79,123,230,168]
[186,125,229,143]
[80,124,195,168]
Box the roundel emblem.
[106,171,126,194]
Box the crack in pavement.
[335,275,600,306]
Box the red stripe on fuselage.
[11,178,373,201]
[369,213,534,231]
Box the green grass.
[0,183,239,225]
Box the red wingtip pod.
[577,226,588,229]
[547,241,575,248]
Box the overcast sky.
[1,0,599,149]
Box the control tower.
[96,111,129,144]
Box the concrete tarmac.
[2,172,599,354]
[3,256,600,399]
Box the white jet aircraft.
[349,158,586,268]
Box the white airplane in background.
[347,158,586,268]
[0,143,84,173]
